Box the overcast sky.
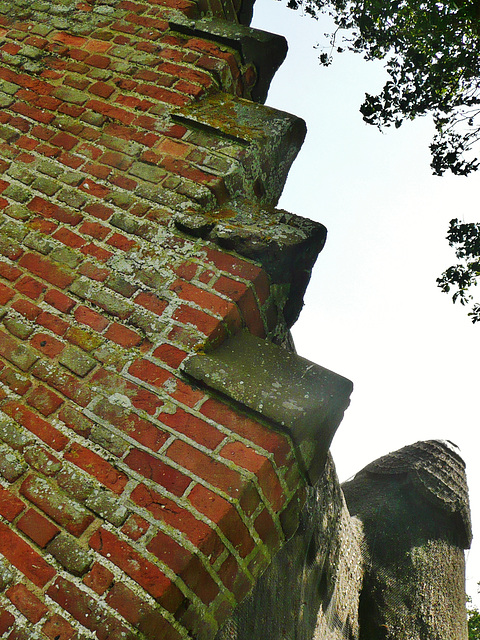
[252,0,480,603]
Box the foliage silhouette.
[468,587,480,639]
[284,0,480,319]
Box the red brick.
[170,378,205,408]
[79,220,109,240]
[82,563,114,595]
[152,343,187,368]
[121,513,150,541]
[0,486,25,522]
[91,368,159,414]
[157,138,191,157]
[47,576,106,631]
[28,196,82,226]
[3,402,68,451]
[0,366,32,395]
[139,148,161,165]
[138,84,189,105]
[160,158,226,196]
[109,172,138,191]
[16,135,38,150]
[0,282,14,304]
[124,448,190,496]
[105,581,184,636]
[0,521,56,587]
[205,247,262,281]
[21,474,94,537]
[173,303,221,336]
[84,202,113,220]
[104,322,142,347]
[255,508,280,549]
[23,444,61,477]
[100,150,133,171]
[59,404,93,438]
[44,288,76,313]
[238,287,265,337]
[42,614,75,640]
[188,484,255,558]
[131,484,221,556]
[173,260,197,281]
[27,384,63,416]
[160,407,224,450]
[0,261,21,282]
[11,101,54,124]
[31,125,54,140]
[105,582,153,625]
[74,305,109,331]
[78,261,110,281]
[89,81,115,98]
[52,227,86,249]
[85,53,110,68]
[30,332,65,358]
[107,233,136,251]
[78,178,110,199]
[85,99,135,125]
[64,443,128,494]
[15,275,46,299]
[2,42,20,55]
[9,116,31,134]
[201,397,292,467]
[28,217,57,235]
[50,131,78,151]
[89,528,171,599]
[36,142,62,157]
[11,299,41,320]
[164,123,187,138]
[0,610,15,635]
[84,161,111,180]
[80,242,113,262]
[84,38,112,53]
[134,291,167,316]
[37,310,70,336]
[17,508,60,548]
[167,439,244,498]
[56,150,83,169]
[147,531,219,604]
[52,32,87,47]
[212,275,247,301]
[217,553,241,591]
[127,358,171,388]
[90,398,169,451]
[31,360,91,407]
[220,441,285,511]
[171,279,238,319]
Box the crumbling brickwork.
[0,1,471,639]
[0,0,341,639]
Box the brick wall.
[0,1,344,639]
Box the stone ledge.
[170,16,288,103]
[173,91,307,206]
[174,200,327,327]
[194,0,256,26]
[182,331,353,484]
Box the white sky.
[252,0,480,604]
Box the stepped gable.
[0,1,353,639]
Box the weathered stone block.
[183,330,353,483]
